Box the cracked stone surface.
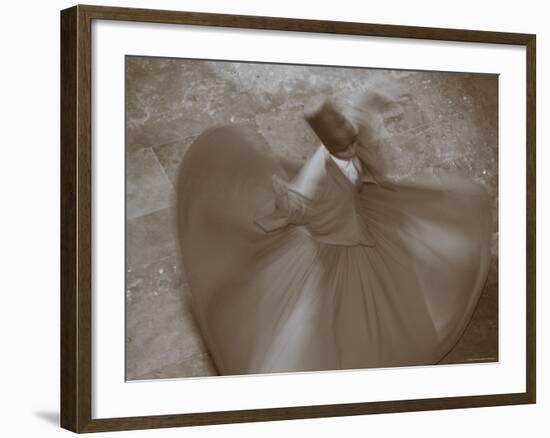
[125,56,498,380]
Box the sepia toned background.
[125,56,498,381]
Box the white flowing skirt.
[176,123,492,375]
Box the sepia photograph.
[124,56,498,381]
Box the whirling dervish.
[176,91,492,376]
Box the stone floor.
[125,56,498,381]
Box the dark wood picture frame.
[60,4,536,433]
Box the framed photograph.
[60,4,536,433]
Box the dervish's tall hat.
[303,98,358,155]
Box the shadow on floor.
[34,410,59,427]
